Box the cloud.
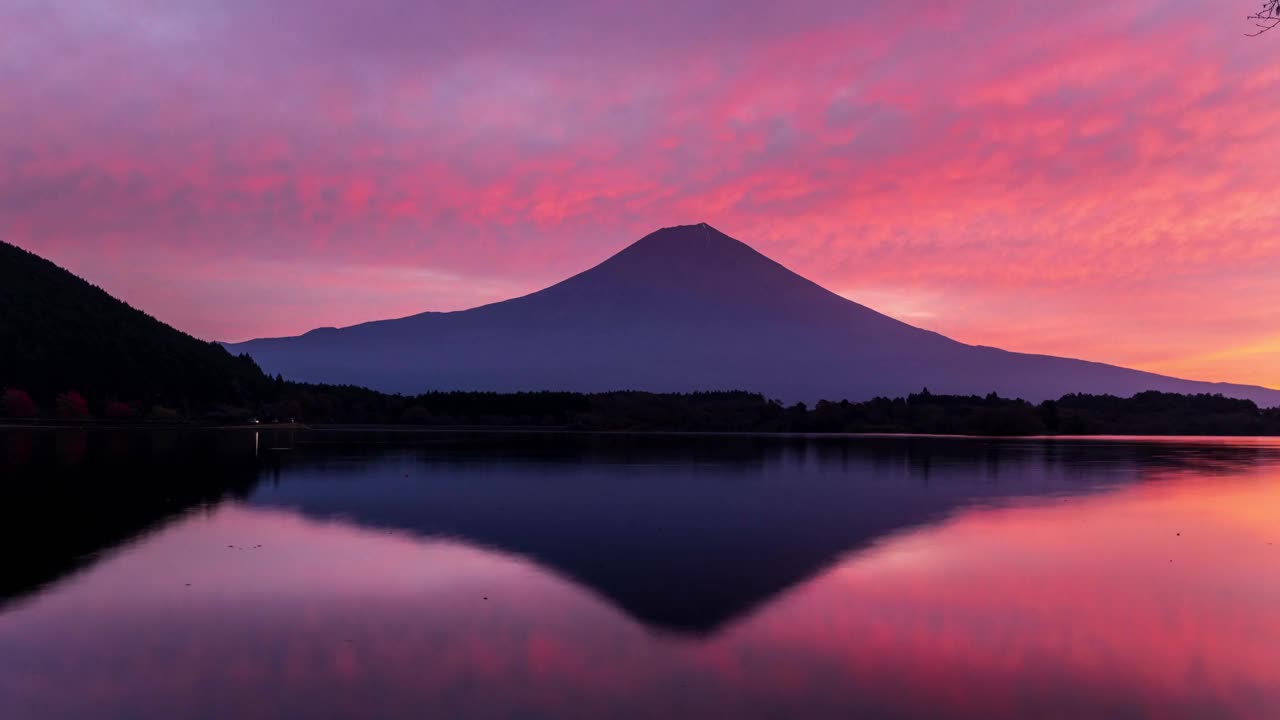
[2,0,1278,386]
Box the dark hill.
[0,240,270,414]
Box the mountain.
[0,240,270,413]
[226,224,1280,406]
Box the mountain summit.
[226,225,1280,405]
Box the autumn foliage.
[105,401,135,419]
[56,391,90,418]
[3,388,36,417]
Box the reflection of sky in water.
[1,436,1278,719]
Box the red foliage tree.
[3,388,36,418]
[105,401,134,419]
[56,390,90,419]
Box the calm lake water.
[2,429,1279,719]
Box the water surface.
[2,430,1278,718]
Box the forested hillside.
[0,240,271,416]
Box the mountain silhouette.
[227,224,1280,405]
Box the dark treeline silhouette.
[13,366,1280,435]
[255,385,1280,436]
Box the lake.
[2,429,1278,719]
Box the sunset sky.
[2,0,1278,388]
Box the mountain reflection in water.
[2,429,1278,719]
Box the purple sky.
[2,0,1279,387]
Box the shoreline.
[0,421,310,431]
[2,421,1279,444]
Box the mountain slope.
[226,224,1280,406]
[0,240,270,412]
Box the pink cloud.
[1,0,1278,387]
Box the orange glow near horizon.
[1,1,1278,388]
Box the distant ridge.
[207,223,1272,407]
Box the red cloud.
[1,0,1277,386]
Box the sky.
[2,0,1278,388]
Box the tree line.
[7,381,1279,437]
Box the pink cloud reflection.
[2,466,1278,718]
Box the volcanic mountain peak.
[518,222,862,324]
[548,223,788,289]
[223,225,1280,406]
[613,223,763,262]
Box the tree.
[1039,399,1060,432]
[400,405,432,424]
[149,405,180,421]
[3,388,36,417]
[1249,1,1280,35]
[56,391,90,418]
[105,401,135,418]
